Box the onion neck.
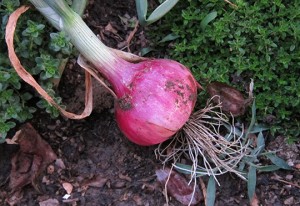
[39,0,133,93]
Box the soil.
[1,0,300,206]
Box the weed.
[148,0,300,141]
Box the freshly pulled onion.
[29,0,198,145]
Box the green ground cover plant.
[148,0,300,140]
[0,0,72,142]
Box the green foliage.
[49,31,72,55]
[148,0,300,139]
[206,176,216,206]
[34,54,61,79]
[36,82,64,118]
[136,0,179,26]
[0,0,72,141]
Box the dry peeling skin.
[115,59,198,146]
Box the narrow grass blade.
[147,0,179,25]
[253,164,280,172]
[159,33,179,43]
[265,153,292,170]
[206,176,216,206]
[247,166,256,201]
[249,124,269,133]
[200,11,217,30]
[135,0,148,26]
[174,163,193,175]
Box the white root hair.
[155,97,250,185]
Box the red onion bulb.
[112,59,198,146]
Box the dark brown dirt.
[0,0,300,206]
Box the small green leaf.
[0,137,6,144]
[200,11,217,30]
[147,0,179,25]
[174,163,193,175]
[21,93,33,101]
[290,44,295,51]
[246,99,257,138]
[249,124,269,133]
[255,165,280,172]
[159,33,179,43]
[206,176,216,206]
[265,153,292,170]
[135,0,148,26]
[247,166,256,201]
[256,132,265,150]
[265,54,271,62]
[140,47,155,56]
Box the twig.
[126,19,139,52]
[224,0,238,8]
[272,176,300,189]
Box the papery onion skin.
[114,59,198,146]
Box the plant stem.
[30,0,130,86]
[29,0,61,30]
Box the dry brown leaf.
[62,182,73,194]
[250,193,259,206]
[156,168,203,206]
[105,22,118,34]
[7,123,57,205]
[5,6,93,120]
[81,175,108,188]
[5,190,23,206]
[5,130,21,145]
[39,198,60,206]
[207,81,250,116]
[9,123,57,192]
[199,177,207,206]
[55,158,66,170]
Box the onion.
[114,59,197,145]
[29,0,198,145]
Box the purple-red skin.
[109,59,198,146]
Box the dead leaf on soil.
[105,22,118,35]
[156,168,203,206]
[284,196,295,205]
[62,182,73,194]
[250,193,259,206]
[207,81,252,116]
[5,190,23,206]
[81,174,108,188]
[199,178,207,206]
[6,123,57,205]
[39,198,60,206]
[55,158,66,170]
[5,130,21,145]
